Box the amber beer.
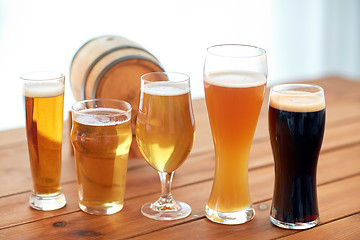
[22,72,66,210]
[269,84,325,229]
[71,99,132,215]
[136,82,195,173]
[204,71,266,214]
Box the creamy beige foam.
[144,82,190,96]
[24,82,64,98]
[270,91,325,112]
[204,71,266,88]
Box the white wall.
[323,0,360,77]
[0,0,359,131]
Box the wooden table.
[0,76,359,239]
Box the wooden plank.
[1,172,358,239]
[0,183,79,229]
[0,143,359,233]
[314,77,360,101]
[279,213,360,240]
[129,175,360,240]
[0,128,26,149]
[0,144,76,197]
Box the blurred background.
[0,0,359,131]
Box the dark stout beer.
[269,87,325,229]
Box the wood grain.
[0,77,359,239]
[0,142,359,238]
[279,213,360,240]
[1,173,359,239]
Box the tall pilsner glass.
[136,72,195,220]
[22,71,67,210]
[204,44,267,224]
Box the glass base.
[29,191,66,211]
[205,204,255,225]
[141,201,191,220]
[79,202,124,215]
[270,216,320,229]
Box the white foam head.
[24,81,64,98]
[75,108,130,126]
[204,71,266,88]
[21,71,65,97]
[143,82,190,96]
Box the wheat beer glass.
[204,44,267,224]
[71,99,132,215]
[269,84,325,229]
[136,72,195,220]
[22,71,66,211]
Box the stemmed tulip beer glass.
[136,72,195,220]
[204,44,268,224]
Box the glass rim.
[20,71,65,81]
[71,98,132,116]
[271,84,324,96]
[141,71,190,84]
[206,44,266,58]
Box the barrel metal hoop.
[81,46,163,100]
[91,55,165,99]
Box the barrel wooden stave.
[70,35,164,158]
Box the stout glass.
[71,99,132,215]
[204,44,267,224]
[22,71,67,210]
[136,72,195,220]
[269,84,325,229]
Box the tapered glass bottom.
[141,200,191,221]
[205,204,255,225]
[79,202,124,215]
[270,216,319,229]
[29,191,66,211]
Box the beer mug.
[204,44,267,224]
[268,84,326,229]
[22,71,67,211]
[71,99,132,215]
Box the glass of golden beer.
[136,72,195,220]
[21,71,67,211]
[204,44,267,224]
[71,99,132,215]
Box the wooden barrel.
[70,35,164,158]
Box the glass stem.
[157,171,176,206]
